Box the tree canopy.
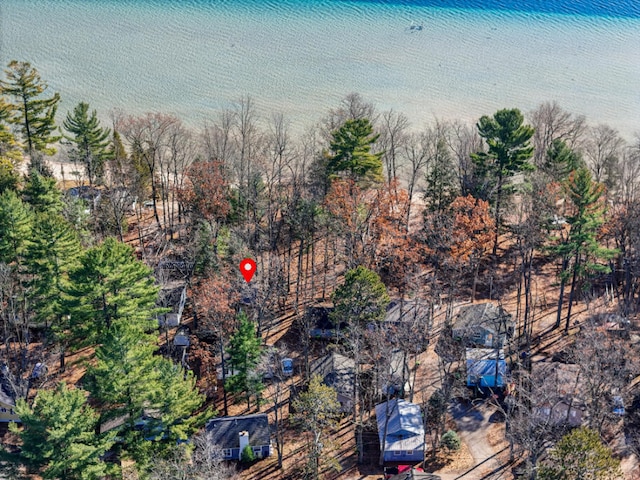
[1,60,61,164]
[471,108,535,254]
[12,382,115,480]
[331,265,390,327]
[63,102,112,187]
[538,427,621,480]
[325,118,383,185]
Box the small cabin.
[452,303,514,348]
[157,283,187,328]
[0,388,19,423]
[206,413,272,461]
[466,348,507,388]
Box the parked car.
[282,358,294,376]
[612,396,625,416]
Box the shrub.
[240,444,256,463]
[441,430,461,452]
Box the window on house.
[222,449,232,458]
[394,450,401,456]
[406,450,413,455]
[0,408,6,413]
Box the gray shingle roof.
[310,352,355,398]
[206,413,270,449]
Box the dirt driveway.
[434,400,512,480]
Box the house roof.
[157,283,186,309]
[310,353,355,398]
[0,387,15,409]
[307,305,347,331]
[206,413,270,449]
[453,303,514,334]
[530,362,586,426]
[385,299,432,325]
[375,399,424,452]
[531,362,584,402]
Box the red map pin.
[239,258,257,283]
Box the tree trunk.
[555,257,569,329]
[565,256,580,333]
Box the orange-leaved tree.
[449,194,494,300]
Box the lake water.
[1,0,639,138]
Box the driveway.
[434,400,511,480]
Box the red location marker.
[239,258,257,283]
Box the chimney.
[238,430,249,459]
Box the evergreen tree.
[0,189,33,265]
[331,265,390,328]
[11,383,114,480]
[551,168,616,331]
[0,97,22,193]
[424,136,458,214]
[63,238,160,348]
[325,118,383,185]
[63,102,112,187]
[538,427,621,480]
[89,324,206,468]
[25,212,81,359]
[22,170,64,214]
[1,61,61,168]
[471,108,535,255]
[544,138,583,181]
[225,311,263,409]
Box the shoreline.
[2,0,639,139]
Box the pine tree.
[0,189,33,265]
[325,118,383,186]
[11,383,114,480]
[25,212,81,362]
[0,97,23,193]
[331,265,389,328]
[1,61,61,168]
[538,427,621,480]
[544,138,583,181]
[471,108,535,255]
[22,170,64,214]
[551,168,616,331]
[89,324,206,468]
[225,311,263,409]
[424,136,458,214]
[63,102,112,187]
[63,238,160,348]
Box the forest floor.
[236,241,640,480]
[13,166,638,479]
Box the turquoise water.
[1,0,639,137]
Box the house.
[375,399,424,463]
[66,186,102,212]
[306,305,346,339]
[310,352,354,413]
[452,303,515,348]
[379,350,412,397]
[0,387,19,423]
[157,282,187,327]
[206,413,272,460]
[466,348,508,388]
[530,362,585,426]
[385,299,433,329]
[383,299,433,351]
